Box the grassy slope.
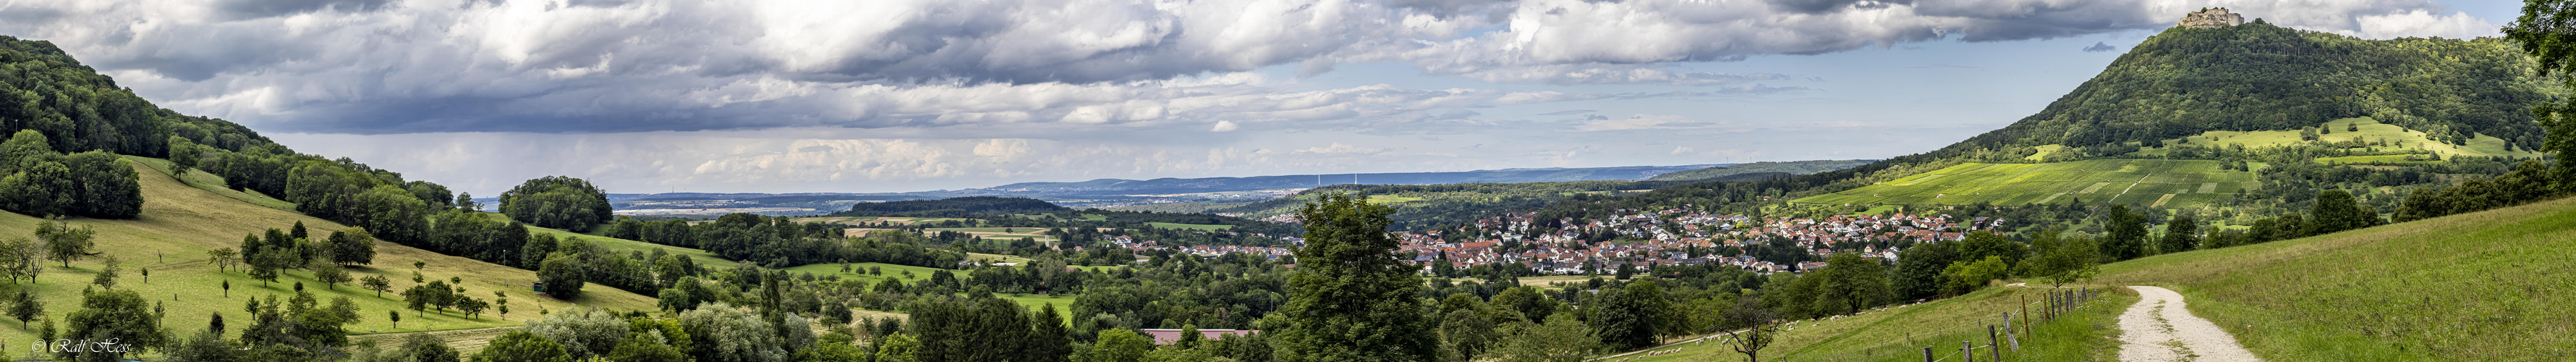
[481,213,741,269]
[2091,195,2576,361]
[0,160,662,347]
[1631,285,2136,362]
[1792,159,2256,209]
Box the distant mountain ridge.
[1647,160,1877,181]
[974,164,1728,194]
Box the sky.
[0,0,2517,195]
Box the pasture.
[0,159,663,352]
[1791,159,2256,209]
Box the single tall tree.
[2160,214,2201,253]
[2102,206,2149,261]
[2507,3,2576,191]
[312,260,352,290]
[327,227,378,266]
[38,218,96,267]
[362,275,394,298]
[1273,193,1437,361]
[8,290,41,327]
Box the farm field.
[2137,117,2543,159]
[1144,222,1233,231]
[0,159,663,351]
[1792,159,2256,209]
[781,262,949,285]
[2313,154,2441,165]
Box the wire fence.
[1852,287,2111,361]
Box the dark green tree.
[1025,303,1072,362]
[538,256,587,300]
[8,290,41,327]
[499,176,614,232]
[2161,214,2201,253]
[327,227,376,266]
[2305,190,2379,235]
[1889,240,1956,301]
[61,289,166,361]
[1273,193,1437,361]
[2103,206,2149,261]
[1812,252,1888,316]
[404,332,463,362]
[2507,3,2576,193]
[475,330,575,362]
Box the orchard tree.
[362,275,394,298]
[312,260,351,290]
[38,217,96,267]
[327,227,377,266]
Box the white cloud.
[0,0,2496,136]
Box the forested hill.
[1957,21,2556,159]
[1523,22,2565,222]
[829,196,1071,217]
[0,35,468,243]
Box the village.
[1093,208,1999,276]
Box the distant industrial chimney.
[2178,8,2245,29]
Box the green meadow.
[1793,159,2257,209]
[0,159,663,353]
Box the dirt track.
[2116,286,2261,361]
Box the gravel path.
[2117,286,2262,362]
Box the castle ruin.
[2178,8,2245,29]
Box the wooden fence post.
[1963,341,1975,362]
[1989,324,2002,361]
[1924,347,1934,362]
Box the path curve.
[2117,286,2261,362]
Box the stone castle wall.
[2178,8,2245,29]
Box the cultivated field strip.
[1792,159,2256,209]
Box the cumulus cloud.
[0,0,2501,137]
[1453,64,1797,85]
[2083,42,2117,52]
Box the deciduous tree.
[1274,193,1437,361]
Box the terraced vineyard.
[1792,159,2258,209]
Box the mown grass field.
[1792,159,2256,209]
[2089,195,2576,361]
[1628,285,2136,361]
[0,159,663,352]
